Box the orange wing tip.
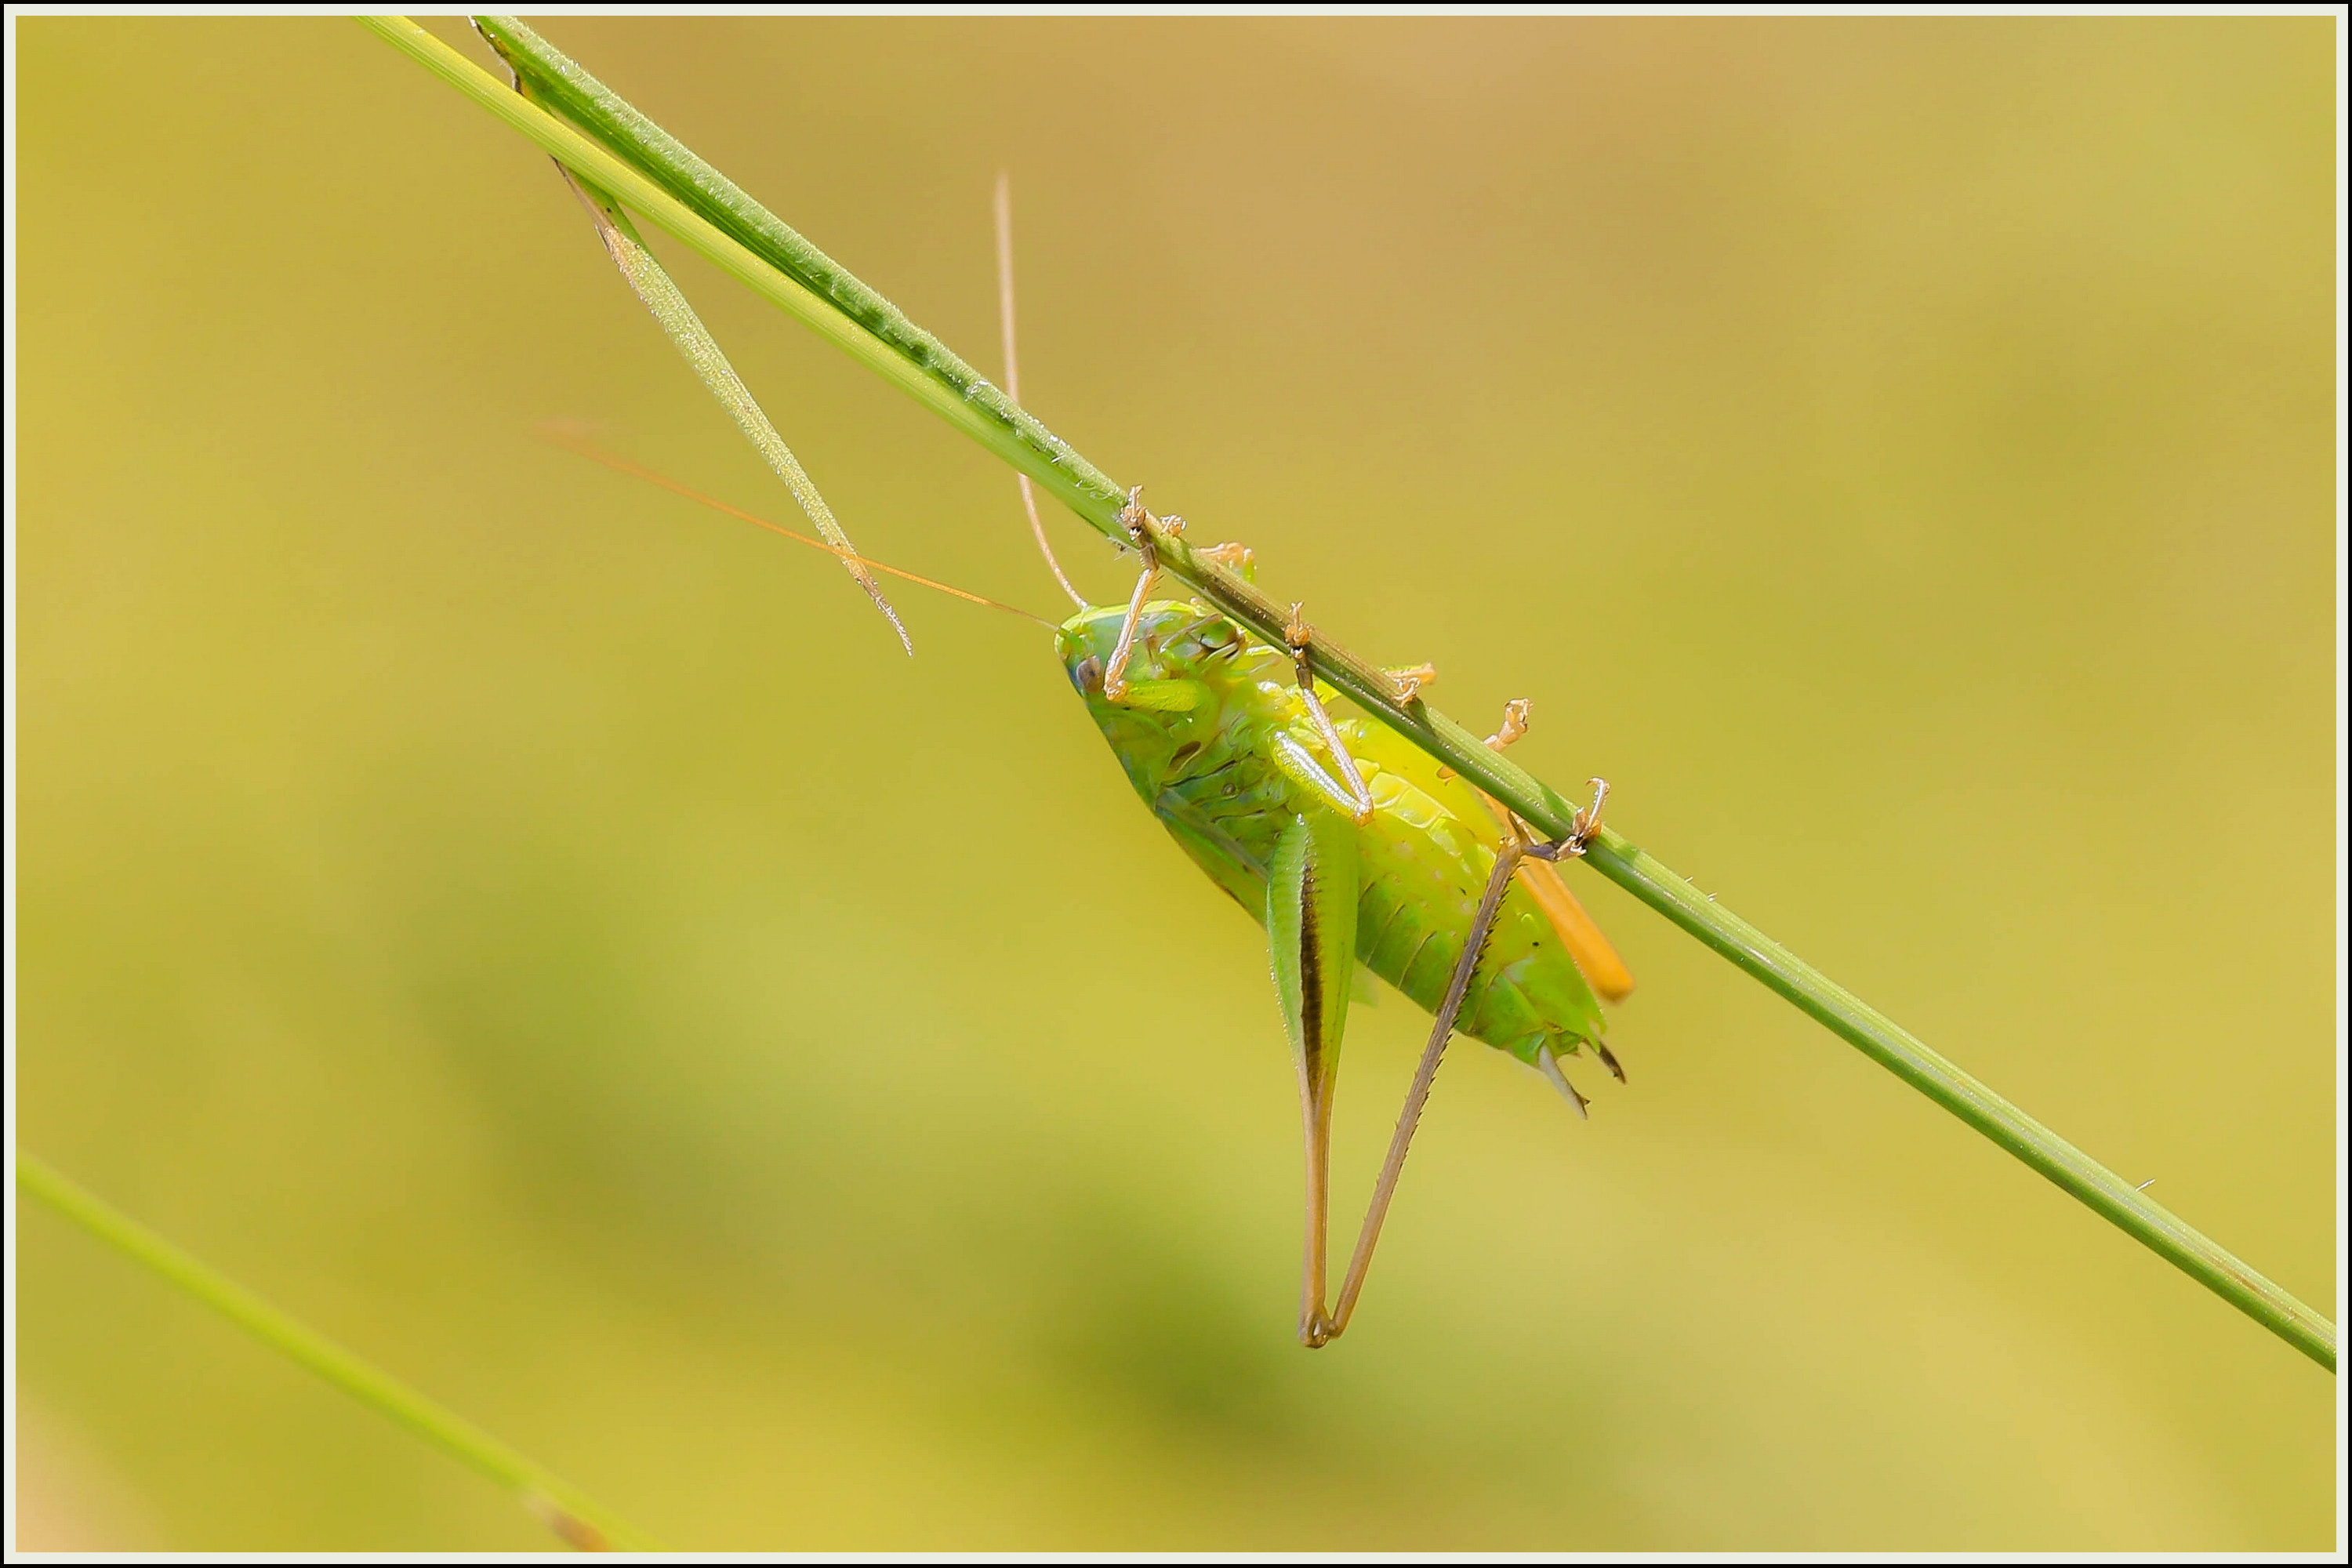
[1516,858,1635,1004]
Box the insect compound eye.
[1071,655,1105,695]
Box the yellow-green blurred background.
[14,16,2338,1551]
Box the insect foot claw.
[1387,662,1437,704]
[1197,540,1256,582]
[1571,777,1610,852]
[1300,1314,1338,1349]
[1485,698,1531,752]
[1446,698,1531,779]
[1119,485,1151,543]
[1284,602,1312,652]
[1530,777,1610,859]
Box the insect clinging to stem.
[550,172,1636,1349]
[989,180,1636,1347]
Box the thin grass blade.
[16,1152,657,1549]
[552,165,909,652]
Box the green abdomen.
[1146,694,1606,1066]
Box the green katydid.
[548,176,1635,1348]
[1053,577,1633,1348]
[1012,213,1633,1344]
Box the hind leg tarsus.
[1386,663,1437,704]
[1524,777,1610,861]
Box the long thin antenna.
[540,424,1058,629]
[510,67,913,655]
[994,172,1087,609]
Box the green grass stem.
[361,15,2335,1373]
[547,159,910,654]
[16,1152,656,1549]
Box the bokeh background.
[14,15,2338,1551]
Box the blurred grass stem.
[16,1152,655,1549]
[361,15,2336,1374]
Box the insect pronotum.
[555,176,1638,1349]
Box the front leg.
[1102,486,1186,702]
